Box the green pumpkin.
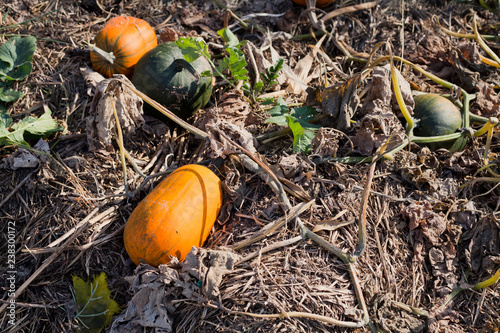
[132,42,213,120]
[412,94,463,150]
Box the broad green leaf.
[217,28,240,48]
[265,98,289,125]
[290,106,317,122]
[73,272,121,333]
[0,36,36,81]
[0,108,62,146]
[0,111,12,143]
[286,116,319,154]
[0,83,23,103]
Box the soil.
[0,0,499,332]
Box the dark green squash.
[412,94,463,150]
[132,42,213,120]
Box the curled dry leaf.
[194,90,257,131]
[402,201,447,263]
[474,81,500,118]
[182,247,240,298]
[84,72,144,151]
[428,245,458,297]
[205,119,258,158]
[311,127,342,157]
[306,75,361,130]
[352,64,409,155]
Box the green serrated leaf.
[1,108,62,147]
[73,272,121,333]
[217,28,240,48]
[0,36,36,81]
[175,37,211,63]
[0,83,23,103]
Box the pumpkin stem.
[173,58,201,81]
[88,43,116,64]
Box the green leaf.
[262,58,284,88]
[72,272,121,333]
[0,108,62,146]
[290,106,317,122]
[217,28,240,48]
[0,36,36,81]
[175,37,211,64]
[0,83,23,103]
[286,116,320,154]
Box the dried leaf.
[428,245,458,297]
[307,74,361,130]
[311,127,342,157]
[182,247,240,298]
[84,73,144,151]
[205,119,258,158]
[468,217,500,274]
[402,201,447,263]
[474,81,500,118]
[351,64,409,155]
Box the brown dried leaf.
[182,247,240,298]
[428,245,458,297]
[468,217,500,274]
[111,248,239,332]
[474,81,500,118]
[307,74,361,130]
[110,260,192,333]
[194,90,256,131]
[311,127,342,157]
[205,120,258,158]
[351,64,409,155]
[402,201,447,263]
[85,73,144,151]
[403,201,446,243]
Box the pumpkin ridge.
[112,37,144,61]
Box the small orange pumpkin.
[123,164,223,266]
[292,0,335,8]
[90,16,157,78]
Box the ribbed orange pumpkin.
[123,164,223,266]
[292,0,335,8]
[90,16,157,78]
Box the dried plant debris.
[205,119,259,158]
[351,64,409,155]
[467,217,500,275]
[306,75,361,131]
[402,201,447,262]
[194,90,260,131]
[372,293,426,333]
[0,138,49,169]
[110,248,238,333]
[84,70,144,152]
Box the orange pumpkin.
[90,16,157,78]
[292,0,335,8]
[123,164,223,266]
